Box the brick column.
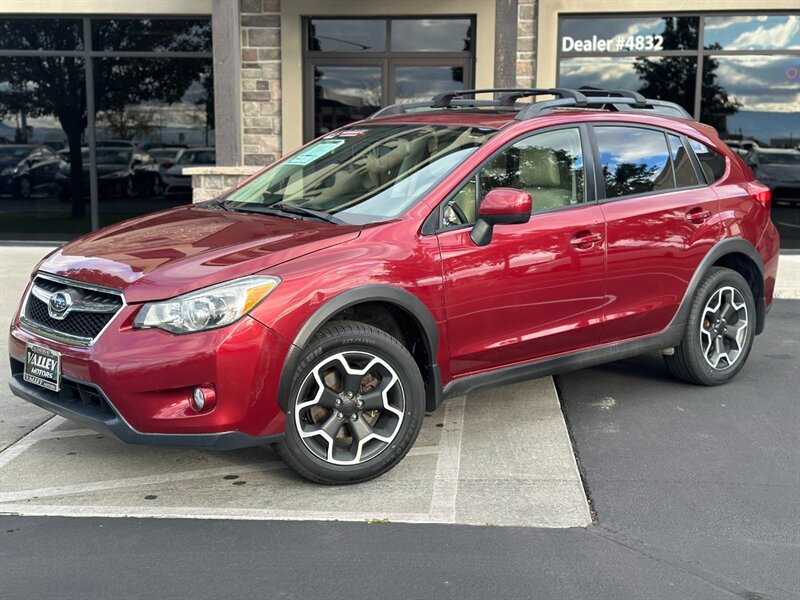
[516,0,537,88]
[240,0,282,166]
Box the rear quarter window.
[687,138,727,183]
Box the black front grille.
[26,295,115,339]
[22,275,123,343]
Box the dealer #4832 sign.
[562,34,664,53]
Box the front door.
[436,126,606,376]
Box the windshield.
[177,150,215,165]
[81,149,133,165]
[0,147,32,161]
[759,152,800,165]
[220,124,495,224]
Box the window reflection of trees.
[634,17,740,130]
[0,18,212,222]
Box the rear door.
[436,125,606,376]
[592,124,721,342]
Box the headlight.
[133,276,280,334]
[1,166,19,176]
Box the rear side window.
[687,138,727,183]
[668,135,701,188]
[594,126,675,199]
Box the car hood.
[38,205,362,302]
[758,164,800,182]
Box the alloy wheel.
[699,286,748,370]
[294,351,405,466]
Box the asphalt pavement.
[2,302,797,600]
[771,203,799,251]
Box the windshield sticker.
[287,139,346,165]
[334,129,368,137]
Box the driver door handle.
[570,231,603,250]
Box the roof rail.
[367,87,693,121]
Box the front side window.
[221,124,495,225]
[442,127,585,228]
[595,126,675,199]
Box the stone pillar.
[191,0,284,202]
[516,0,537,88]
[240,0,282,167]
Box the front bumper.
[9,305,293,447]
[8,367,281,449]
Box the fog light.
[190,385,216,412]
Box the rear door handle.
[686,208,711,224]
[569,231,603,249]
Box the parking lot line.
[428,395,466,523]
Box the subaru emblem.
[48,291,72,319]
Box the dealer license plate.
[23,343,62,392]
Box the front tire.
[13,177,31,200]
[665,267,756,385]
[274,321,425,485]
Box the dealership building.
[0,0,798,240]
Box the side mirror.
[470,187,532,247]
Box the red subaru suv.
[9,89,779,484]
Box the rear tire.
[274,320,425,485]
[665,267,756,385]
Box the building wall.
[1,0,210,14]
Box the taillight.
[747,181,771,207]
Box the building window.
[0,16,213,241]
[304,17,475,140]
[556,14,800,148]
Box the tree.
[634,17,740,131]
[0,18,211,218]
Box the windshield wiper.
[229,203,343,224]
[268,203,343,224]
[207,199,231,211]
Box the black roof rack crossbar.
[429,88,538,108]
[515,96,693,120]
[576,88,648,106]
[496,88,589,106]
[370,99,504,119]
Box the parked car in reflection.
[0,145,66,199]
[56,147,162,199]
[723,139,760,157]
[96,140,140,150]
[163,147,216,197]
[148,146,187,189]
[745,148,800,204]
